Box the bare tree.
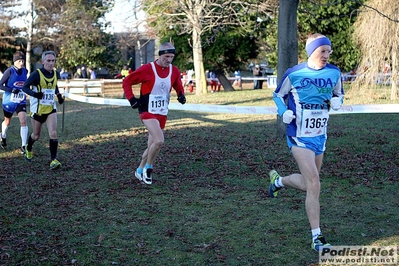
[114,0,156,68]
[25,0,34,74]
[0,0,58,72]
[352,0,399,100]
[0,0,24,67]
[0,0,18,44]
[143,0,278,95]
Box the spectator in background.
[181,71,188,87]
[73,68,82,79]
[121,65,129,79]
[253,64,263,89]
[185,69,195,93]
[248,62,254,72]
[181,71,193,92]
[186,69,194,82]
[209,70,221,92]
[87,67,96,79]
[81,66,88,79]
[118,65,131,98]
[233,70,242,90]
[382,61,391,84]
[60,68,69,79]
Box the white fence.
[0,76,278,96]
[2,73,396,97]
[57,79,122,95]
[229,76,278,88]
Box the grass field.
[0,85,398,265]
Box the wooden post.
[65,79,70,93]
[101,79,105,97]
[62,88,66,132]
[83,80,88,94]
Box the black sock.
[27,136,35,151]
[49,139,58,160]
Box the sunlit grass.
[0,88,398,265]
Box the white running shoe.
[143,168,153,185]
[135,170,143,181]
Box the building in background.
[114,32,156,72]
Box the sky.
[10,0,145,33]
[104,0,147,33]
[104,0,136,33]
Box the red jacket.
[122,61,184,101]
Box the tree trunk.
[136,40,143,66]
[391,49,397,100]
[26,0,34,74]
[275,0,299,138]
[192,27,207,95]
[215,70,235,92]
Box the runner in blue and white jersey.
[0,51,29,153]
[268,33,344,252]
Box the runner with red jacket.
[122,42,186,185]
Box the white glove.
[282,110,296,124]
[330,97,342,110]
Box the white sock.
[312,228,321,240]
[1,121,7,138]
[274,177,284,188]
[20,126,28,146]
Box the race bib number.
[40,89,55,106]
[11,91,25,103]
[148,94,168,115]
[299,109,329,137]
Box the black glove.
[33,92,44,99]
[129,97,140,109]
[177,92,186,104]
[12,88,20,94]
[57,93,64,104]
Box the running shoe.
[50,159,62,170]
[25,150,33,161]
[1,138,6,149]
[143,168,153,185]
[135,170,143,181]
[269,170,282,198]
[20,146,26,154]
[312,235,331,252]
